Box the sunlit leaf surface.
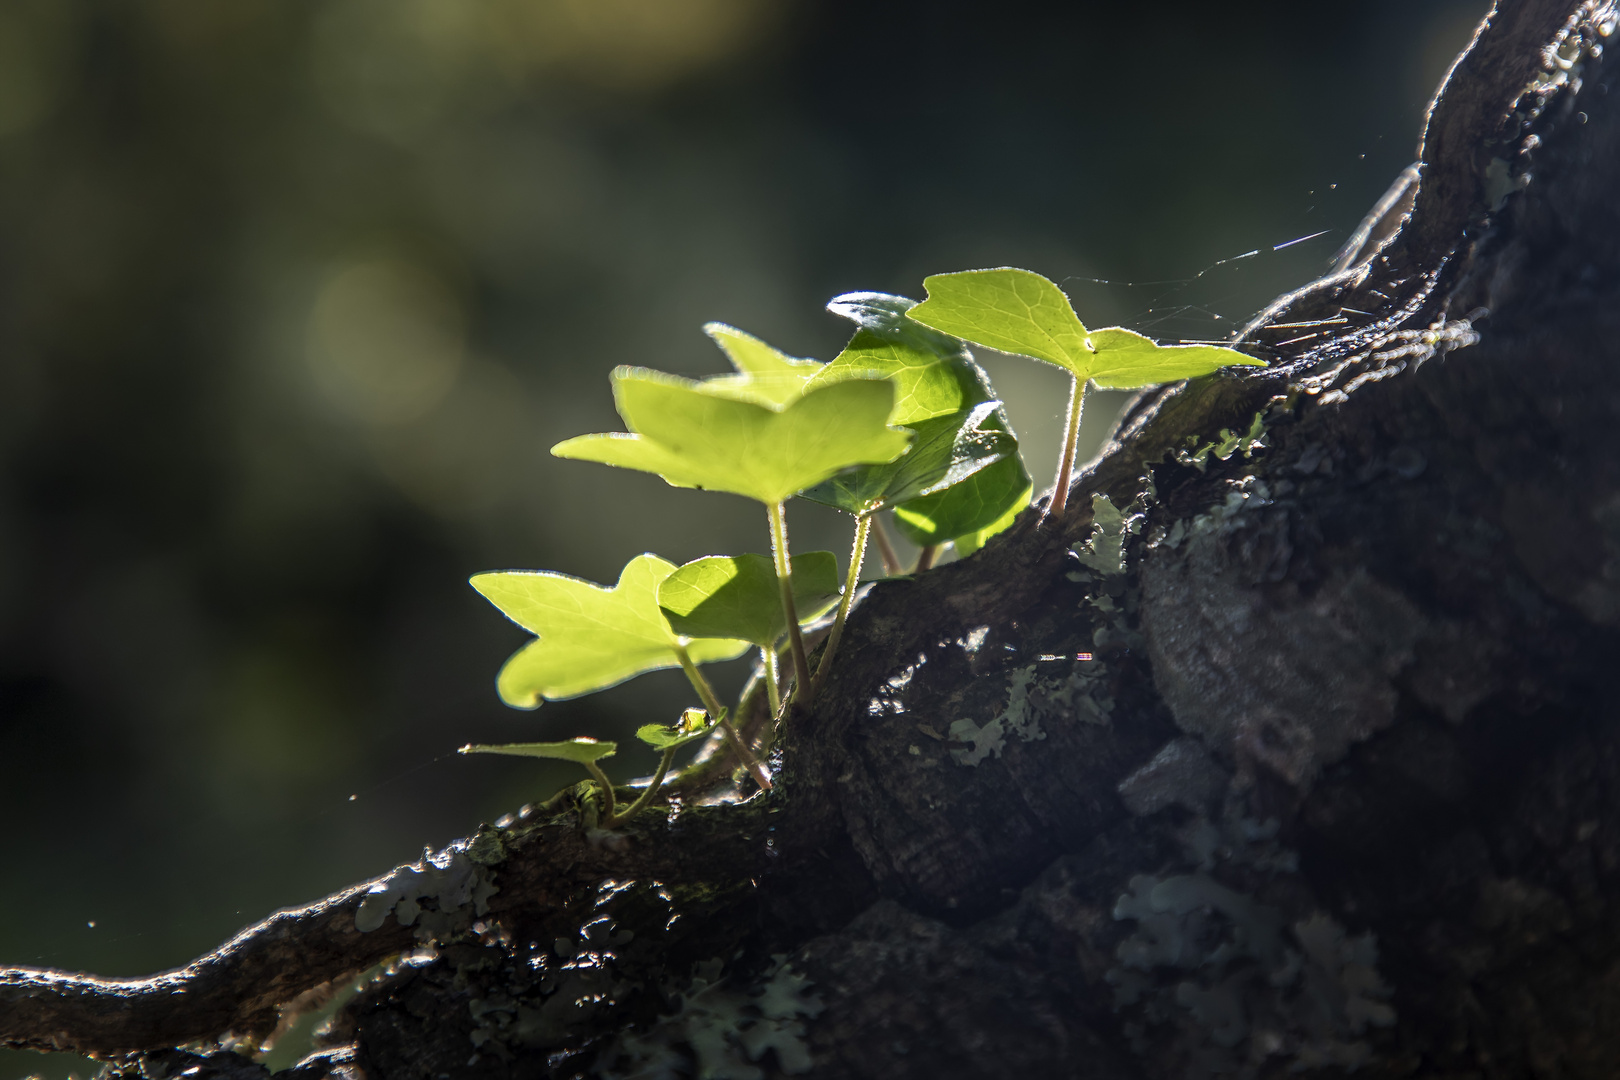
[813,291,1032,544]
[908,268,1264,386]
[459,738,617,765]
[552,369,911,505]
[471,553,748,709]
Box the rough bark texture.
[5,1,1620,1077]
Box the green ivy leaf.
[1083,326,1264,388]
[552,369,912,505]
[809,293,980,423]
[894,459,1031,550]
[811,292,1034,544]
[699,322,822,407]
[659,551,840,647]
[800,402,1013,517]
[635,707,724,752]
[907,268,1264,386]
[907,268,1095,378]
[459,737,617,765]
[941,476,1033,556]
[471,553,749,710]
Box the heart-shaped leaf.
[659,551,840,647]
[800,402,1014,517]
[552,369,912,506]
[907,268,1265,386]
[471,553,749,710]
[635,707,724,752]
[459,738,617,765]
[698,322,822,407]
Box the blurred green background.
[0,0,1479,1075]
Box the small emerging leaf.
[800,402,1013,517]
[472,554,749,710]
[659,551,840,647]
[635,708,724,752]
[552,370,912,506]
[459,738,616,765]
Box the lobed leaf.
[800,402,1014,518]
[907,268,1094,378]
[659,551,840,647]
[907,268,1266,388]
[698,322,822,407]
[810,292,1033,543]
[471,553,748,710]
[459,738,617,765]
[552,369,912,506]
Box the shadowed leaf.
[659,552,840,647]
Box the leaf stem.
[761,644,781,717]
[813,513,870,691]
[604,748,676,828]
[674,640,772,791]
[913,543,941,572]
[582,760,618,823]
[674,641,727,717]
[871,513,903,575]
[1048,375,1086,520]
[768,501,813,700]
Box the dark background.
[0,1,1479,1075]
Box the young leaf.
[635,707,722,752]
[659,551,840,647]
[906,268,1095,379]
[1083,327,1264,387]
[799,402,1014,517]
[471,554,749,710]
[699,322,822,407]
[552,369,912,505]
[459,738,617,765]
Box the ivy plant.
[467,268,1261,825]
[552,367,911,697]
[907,268,1264,517]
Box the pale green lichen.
[1071,494,1142,576]
[948,660,1112,766]
[1154,476,1272,552]
[1172,412,1268,472]
[597,958,824,1079]
[354,843,499,938]
[1107,837,1394,1075]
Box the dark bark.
[6,1,1620,1076]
